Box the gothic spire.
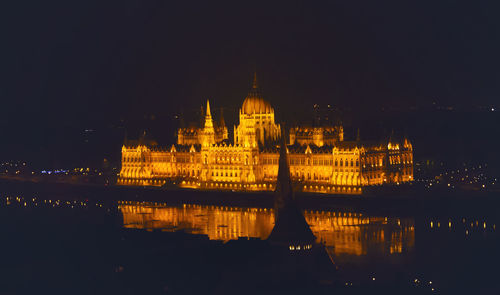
[275,125,294,209]
[252,71,258,89]
[267,124,316,246]
[388,129,395,143]
[204,99,214,129]
[245,71,263,100]
[206,99,212,117]
[219,107,226,127]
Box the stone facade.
[118,74,413,194]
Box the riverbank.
[1,177,499,217]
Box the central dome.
[241,96,272,115]
[241,73,273,115]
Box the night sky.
[1,0,499,166]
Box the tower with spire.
[204,100,214,129]
[216,107,228,141]
[267,125,316,249]
[266,125,337,278]
[120,71,413,192]
[235,71,281,147]
[176,99,228,145]
[200,99,215,147]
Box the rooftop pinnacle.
[206,99,212,117]
[204,99,214,129]
[252,71,258,89]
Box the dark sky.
[1,0,499,161]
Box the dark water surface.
[119,201,499,293]
[1,185,499,294]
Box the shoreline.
[0,176,498,217]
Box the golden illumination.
[119,201,415,257]
[118,75,413,194]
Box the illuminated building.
[118,73,413,194]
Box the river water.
[1,189,499,294]
[120,201,415,258]
[118,200,499,293]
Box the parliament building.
[118,74,413,194]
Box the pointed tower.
[201,99,215,146]
[218,107,228,140]
[204,99,214,129]
[219,107,226,128]
[387,129,396,148]
[267,125,316,248]
[244,71,264,105]
[275,126,294,210]
[235,71,280,146]
[252,71,258,89]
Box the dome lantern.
[241,72,273,115]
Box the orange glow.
[118,76,413,193]
[119,201,415,257]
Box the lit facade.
[118,74,413,194]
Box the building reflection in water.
[119,201,415,257]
